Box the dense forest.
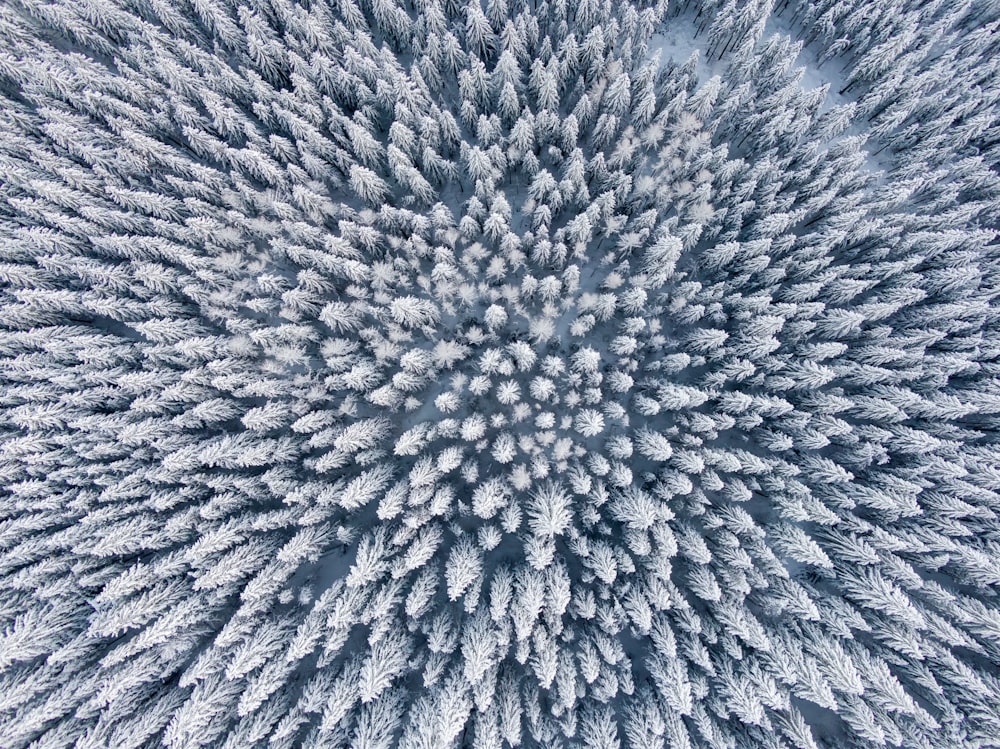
[1,0,1000,747]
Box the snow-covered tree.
[2,1,999,748]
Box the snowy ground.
[651,12,893,179]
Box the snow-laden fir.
[1,0,999,747]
